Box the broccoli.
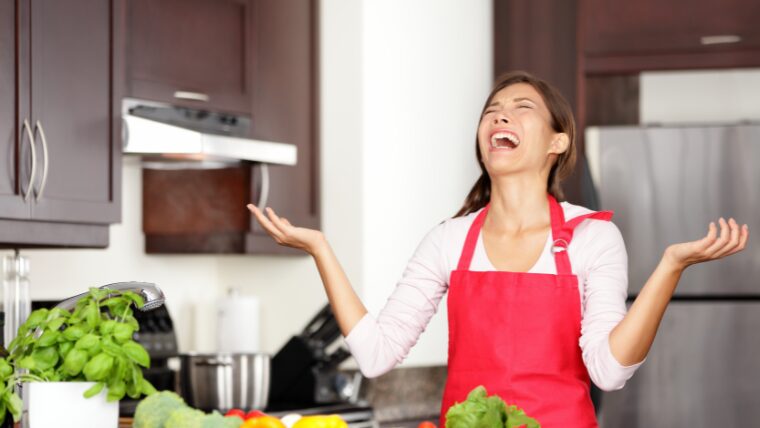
[165,406,207,428]
[133,390,188,428]
[201,411,245,428]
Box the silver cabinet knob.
[21,119,36,202]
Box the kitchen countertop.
[359,365,446,423]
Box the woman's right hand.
[247,204,326,255]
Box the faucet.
[55,281,165,312]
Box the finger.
[704,218,730,256]
[711,218,741,258]
[247,204,286,242]
[265,207,292,234]
[694,221,718,251]
[281,217,293,227]
[724,224,750,257]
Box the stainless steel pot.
[179,353,270,411]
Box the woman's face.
[476,83,567,178]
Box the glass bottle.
[3,251,31,348]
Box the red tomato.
[418,421,436,428]
[246,410,267,420]
[226,408,246,419]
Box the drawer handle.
[174,91,210,102]
[21,119,36,202]
[34,120,50,201]
[700,35,741,45]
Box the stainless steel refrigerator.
[585,123,760,427]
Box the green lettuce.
[444,386,540,428]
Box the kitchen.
[1,0,759,427]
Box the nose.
[492,112,509,124]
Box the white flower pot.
[22,382,119,428]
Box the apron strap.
[455,196,613,274]
[549,194,614,275]
[456,205,489,271]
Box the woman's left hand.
[664,217,749,271]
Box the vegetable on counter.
[290,415,348,428]
[133,390,245,428]
[444,386,540,428]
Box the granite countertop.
[359,366,446,423]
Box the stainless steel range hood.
[122,98,297,166]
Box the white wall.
[640,68,760,124]
[3,0,493,368]
[359,0,491,365]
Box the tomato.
[242,415,287,428]
[246,410,267,420]
[418,421,436,428]
[226,408,246,419]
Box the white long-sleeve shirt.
[344,201,643,391]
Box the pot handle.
[192,358,233,367]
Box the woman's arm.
[609,218,749,366]
[247,204,367,336]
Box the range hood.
[122,98,297,166]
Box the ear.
[548,133,569,155]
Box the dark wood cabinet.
[580,0,760,73]
[0,0,123,248]
[126,0,254,114]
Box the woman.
[247,71,749,427]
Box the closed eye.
[517,104,533,109]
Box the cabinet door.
[29,0,120,224]
[582,0,760,57]
[0,0,31,220]
[127,0,253,115]
[246,0,319,254]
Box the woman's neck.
[487,174,551,233]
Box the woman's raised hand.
[247,204,326,255]
[664,217,749,271]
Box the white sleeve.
[343,222,449,378]
[578,220,644,391]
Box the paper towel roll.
[216,293,260,353]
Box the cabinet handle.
[21,119,36,202]
[34,121,50,201]
[256,163,270,210]
[173,91,210,102]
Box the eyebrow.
[487,97,538,108]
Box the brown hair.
[454,71,577,217]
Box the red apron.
[440,195,613,428]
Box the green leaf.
[47,317,66,332]
[101,337,125,358]
[63,348,89,376]
[37,329,60,347]
[24,309,49,329]
[6,390,22,422]
[122,341,150,368]
[0,359,13,378]
[83,353,114,381]
[62,325,86,341]
[121,291,145,309]
[75,333,100,350]
[112,323,135,343]
[83,381,105,398]
[49,307,71,320]
[86,300,100,328]
[58,341,74,360]
[32,346,59,371]
[17,355,35,370]
[106,380,126,402]
[99,320,117,335]
[140,378,157,396]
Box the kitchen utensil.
[179,353,270,411]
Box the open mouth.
[490,131,520,150]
